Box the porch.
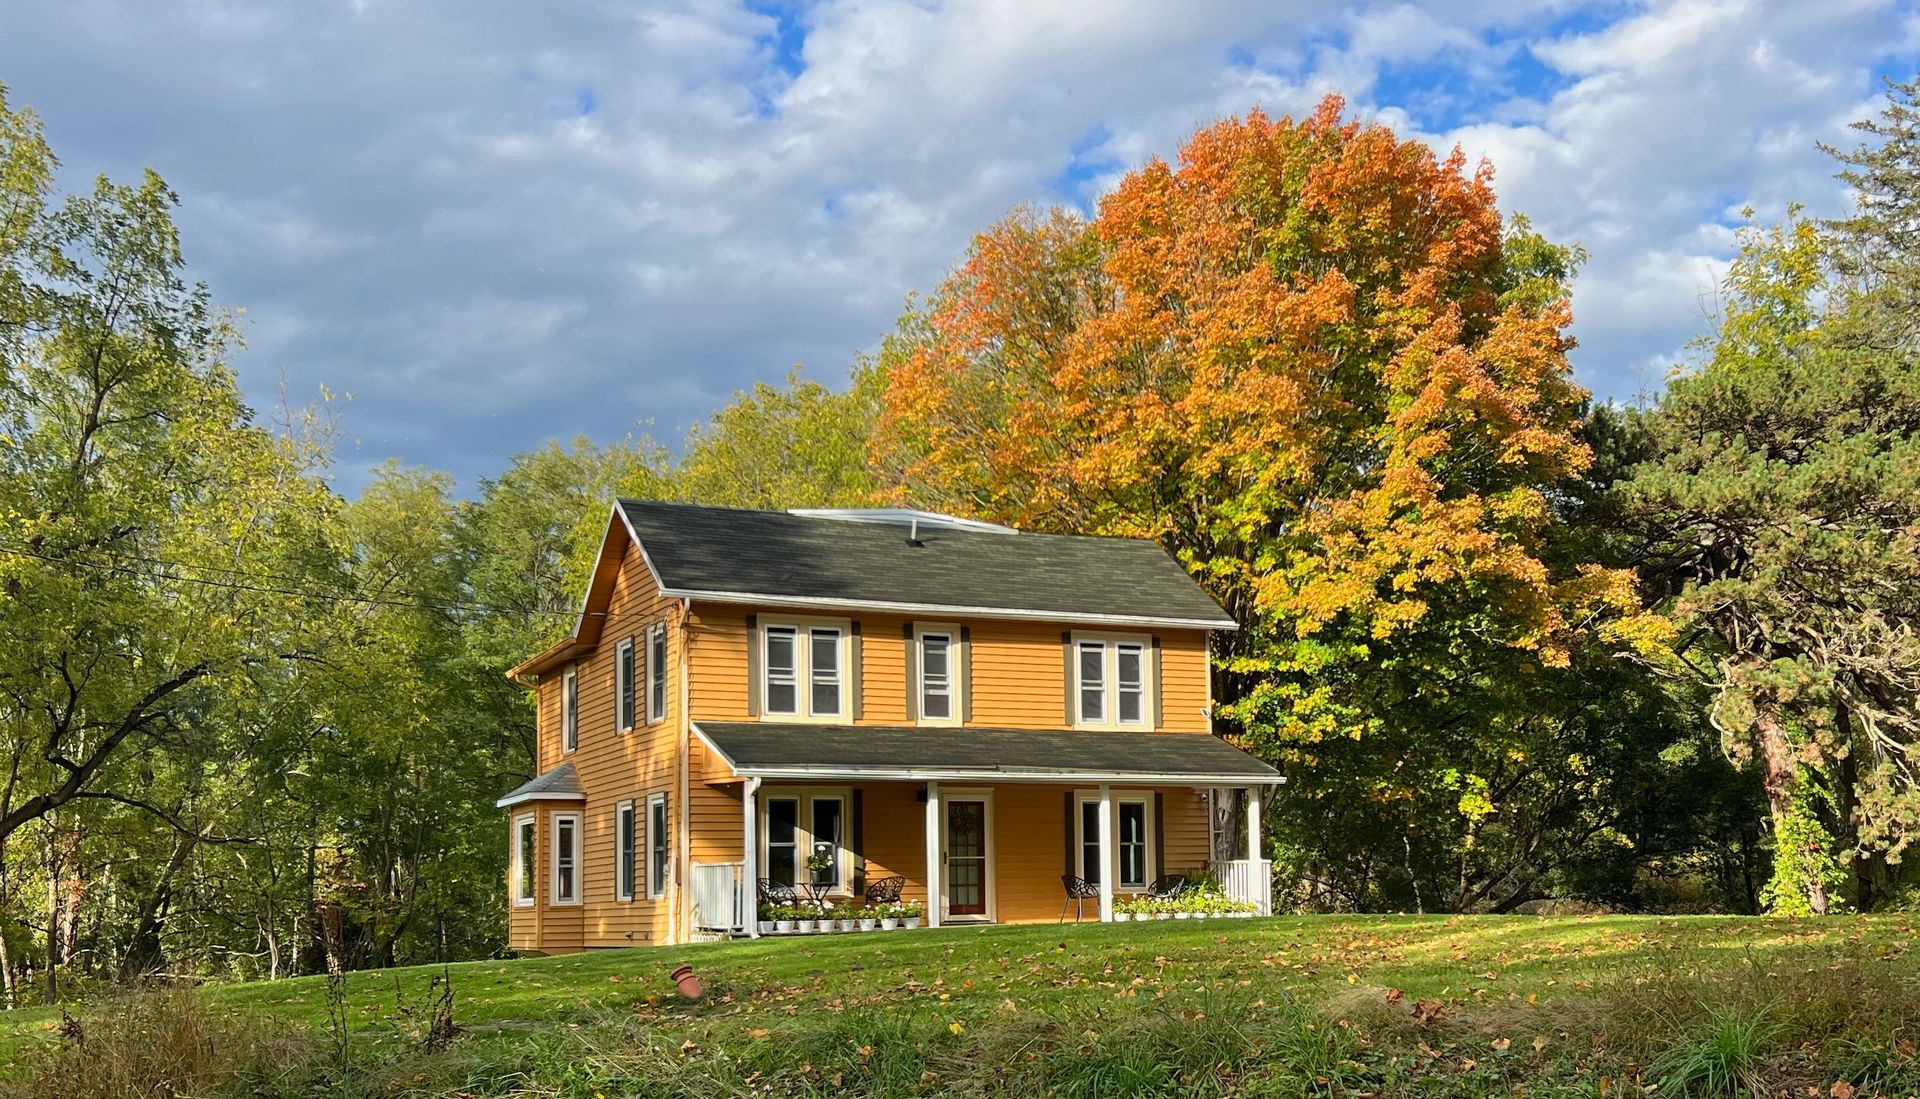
[686,722,1285,936]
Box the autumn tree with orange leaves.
[877,100,1688,911]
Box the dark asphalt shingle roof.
[495,762,585,806]
[695,721,1283,783]
[618,501,1235,627]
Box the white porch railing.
[691,861,750,933]
[1218,858,1273,916]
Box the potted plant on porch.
[878,905,900,931]
[857,906,878,932]
[900,899,923,929]
[773,905,796,934]
[757,905,776,936]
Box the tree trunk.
[1758,713,1828,914]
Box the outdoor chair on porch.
[757,879,799,908]
[1059,874,1101,923]
[1148,875,1188,900]
[864,875,906,905]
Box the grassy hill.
[4,914,1917,1097]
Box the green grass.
[5,914,1918,1096]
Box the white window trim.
[615,801,637,902]
[615,639,636,734]
[646,793,670,900]
[759,618,853,723]
[551,811,582,906]
[1072,791,1155,893]
[561,666,579,752]
[647,623,668,725]
[1071,632,1153,731]
[914,623,963,728]
[756,786,855,897]
[512,814,535,907]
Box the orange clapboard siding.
[524,535,682,949]
[687,605,1212,733]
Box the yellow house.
[496,502,1282,951]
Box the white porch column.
[1097,784,1115,922]
[1244,786,1261,860]
[924,781,942,928]
[743,777,761,938]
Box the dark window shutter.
[1153,793,1165,882]
[851,789,865,894]
[850,620,864,720]
[1150,635,1163,729]
[959,626,973,724]
[1063,791,1075,874]
[1061,633,1074,725]
[745,614,760,717]
[903,623,919,723]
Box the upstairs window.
[761,622,848,720]
[1072,635,1152,729]
[616,639,636,733]
[562,667,579,751]
[918,629,955,723]
[647,623,668,723]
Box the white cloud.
[1,0,1910,485]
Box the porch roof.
[693,722,1286,786]
[494,762,586,808]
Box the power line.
[0,539,642,625]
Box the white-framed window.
[647,793,669,899]
[1073,793,1154,891]
[758,788,853,895]
[551,812,581,905]
[647,623,668,724]
[616,638,636,733]
[760,621,850,721]
[615,801,637,902]
[915,624,962,726]
[1072,634,1152,730]
[513,815,535,907]
[561,667,579,751]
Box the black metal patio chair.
[864,875,906,905]
[1148,875,1188,900]
[757,878,799,908]
[1058,874,1100,923]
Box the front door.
[943,798,990,918]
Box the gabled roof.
[694,721,1285,786]
[619,500,1235,629]
[495,762,586,807]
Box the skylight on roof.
[788,508,1019,535]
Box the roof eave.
[494,790,588,809]
[670,588,1237,631]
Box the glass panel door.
[945,800,988,917]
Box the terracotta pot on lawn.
[671,963,703,1000]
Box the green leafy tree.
[676,365,882,509]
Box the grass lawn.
[5,914,1917,1097]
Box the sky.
[5,0,1917,492]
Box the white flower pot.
[1175,912,1190,919]
[859,919,877,931]
[1113,912,1130,922]
[880,917,899,930]
[758,921,775,935]
[905,917,921,929]
[775,920,794,933]
[796,919,815,933]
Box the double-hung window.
[647,624,667,724]
[552,812,581,904]
[616,639,636,733]
[915,626,961,725]
[561,668,579,751]
[615,802,637,901]
[513,815,535,906]
[1072,635,1151,729]
[760,622,848,720]
[647,794,669,899]
[759,789,851,894]
[1074,794,1152,891]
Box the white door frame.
[938,787,995,922]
